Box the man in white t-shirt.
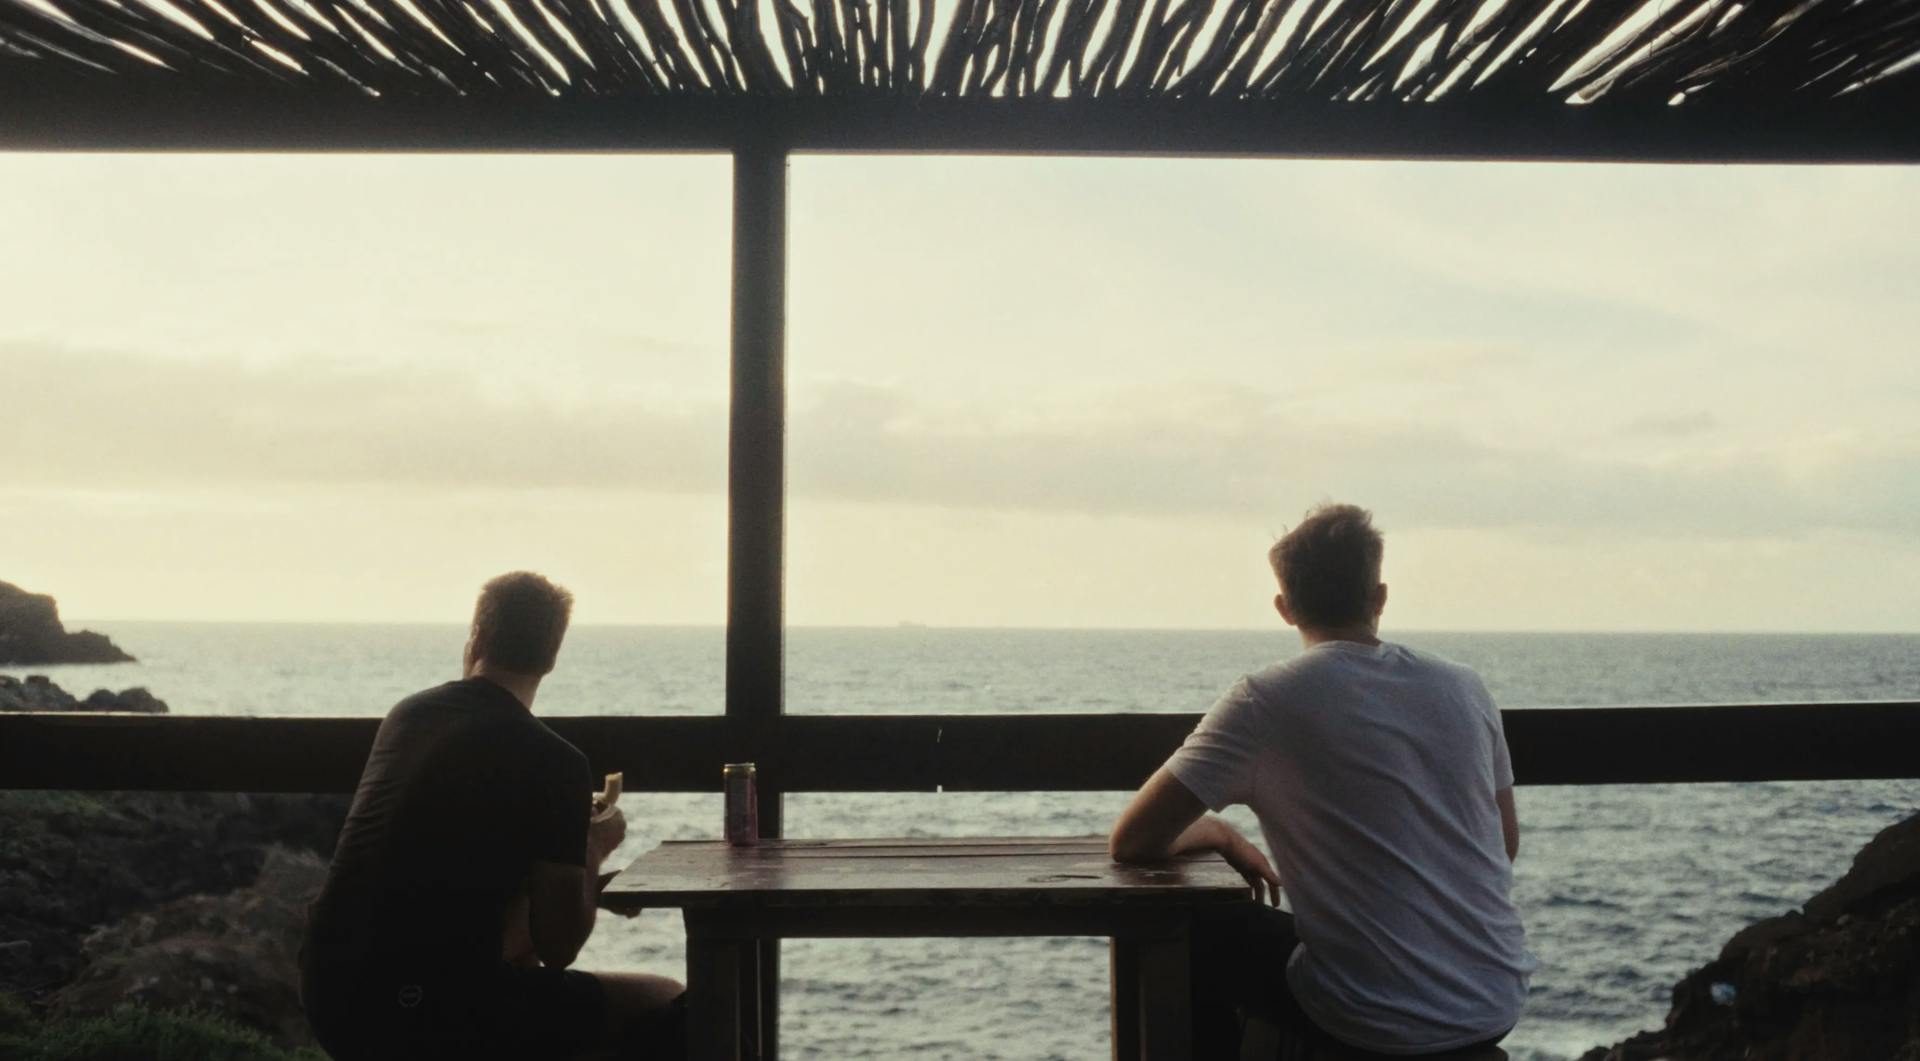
[1109,503,1534,1056]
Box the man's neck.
[1298,626,1382,649]
[466,664,541,710]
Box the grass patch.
[1,792,118,821]
[0,1000,327,1061]
[0,991,34,1035]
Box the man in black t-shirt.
[302,572,685,1060]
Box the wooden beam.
[726,136,790,1061]
[0,91,1914,162]
[2,702,1917,792]
[726,139,789,735]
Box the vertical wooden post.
[727,139,787,726]
[727,136,788,1060]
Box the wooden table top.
[603,836,1252,912]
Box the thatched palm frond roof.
[1,0,1916,155]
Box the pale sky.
[1,154,1915,630]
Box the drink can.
[723,763,759,846]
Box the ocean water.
[12,624,1920,1060]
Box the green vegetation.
[3,791,117,823]
[0,992,33,1036]
[0,998,327,1061]
[0,791,128,867]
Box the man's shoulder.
[385,682,586,769]
[1391,643,1489,691]
[1245,645,1377,687]
[534,720,590,770]
[1376,644,1498,719]
[387,678,510,718]
[1246,643,1488,699]
[1238,655,1326,702]
[518,714,591,785]
[368,682,472,743]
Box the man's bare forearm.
[1116,814,1241,866]
[573,851,606,945]
[1168,815,1238,857]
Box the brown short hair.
[469,572,573,675]
[1267,504,1383,629]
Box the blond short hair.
[469,572,573,675]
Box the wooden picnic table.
[602,836,1250,1061]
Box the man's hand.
[594,869,644,918]
[1219,827,1281,907]
[587,805,626,868]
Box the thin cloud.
[1618,411,1720,438]
[5,343,1916,541]
[1,342,723,492]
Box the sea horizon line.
[54,619,1920,637]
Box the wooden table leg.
[1110,937,1140,1061]
[1135,932,1193,1061]
[686,930,743,1061]
[756,939,780,1061]
[739,937,765,1061]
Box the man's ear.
[1274,594,1298,628]
[1373,583,1389,616]
[462,634,479,675]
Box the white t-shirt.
[1165,639,1535,1054]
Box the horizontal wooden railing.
[3,702,1917,793]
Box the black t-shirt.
[305,678,593,974]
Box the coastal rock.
[45,847,326,1049]
[0,675,77,711]
[0,790,347,1000]
[1581,812,1920,1061]
[0,581,133,665]
[0,674,168,713]
[80,686,168,713]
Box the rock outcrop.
[45,847,326,1050]
[0,790,347,1001]
[0,674,168,713]
[0,581,133,665]
[1582,812,1920,1061]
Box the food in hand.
[592,772,623,823]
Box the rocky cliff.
[0,581,134,665]
[46,846,327,1050]
[0,790,347,1002]
[1582,811,1920,1061]
[0,674,167,713]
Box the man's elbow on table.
[1109,768,1209,864]
[1108,802,1160,863]
[1108,827,1157,865]
[1109,816,1180,864]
